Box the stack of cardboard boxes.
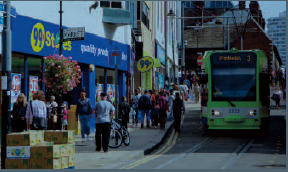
[67,105,80,135]
[5,130,75,169]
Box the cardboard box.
[61,156,69,169]
[60,143,75,156]
[44,130,75,144]
[28,130,44,142]
[5,159,30,169]
[35,141,54,146]
[30,145,62,158]
[68,155,75,167]
[7,133,38,146]
[30,158,62,169]
[7,146,30,159]
[70,105,77,110]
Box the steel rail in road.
[216,139,254,169]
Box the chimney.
[239,1,246,10]
[249,1,259,12]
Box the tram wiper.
[228,101,236,107]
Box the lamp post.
[165,7,176,85]
[1,1,12,169]
[57,1,64,130]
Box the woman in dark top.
[118,96,131,129]
[11,93,27,132]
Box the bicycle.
[108,119,130,148]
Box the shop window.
[28,57,41,96]
[12,55,25,94]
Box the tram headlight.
[249,111,254,116]
[214,111,220,116]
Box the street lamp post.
[165,6,176,86]
[1,1,12,169]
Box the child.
[151,102,160,129]
[62,104,68,130]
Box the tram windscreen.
[211,52,257,101]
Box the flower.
[43,55,81,96]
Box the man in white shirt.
[93,92,115,153]
[178,82,189,100]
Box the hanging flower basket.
[41,54,82,96]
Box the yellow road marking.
[120,113,186,169]
[125,132,179,169]
[119,130,176,169]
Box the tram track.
[153,135,254,169]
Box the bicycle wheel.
[108,128,123,148]
[121,126,130,146]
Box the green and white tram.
[199,48,271,131]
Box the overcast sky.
[232,1,286,19]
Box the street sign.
[56,33,60,44]
[0,3,17,18]
[63,27,85,41]
[109,50,122,66]
[197,56,203,66]
[136,56,154,73]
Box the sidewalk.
[74,111,177,169]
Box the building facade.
[0,1,134,133]
[154,1,180,89]
[267,11,286,67]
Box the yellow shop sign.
[30,22,72,53]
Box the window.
[100,1,110,8]
[223,1,227,7]
[211,53,257,101]
[211,1,216,8]
[125,1,130,11]
[111,1,122,8]
[100,1,122,9]
[137,1,140,20]
[216,1,222,8]
[157,1,159,30]
[141,2,149,29]
[205,1,211,8]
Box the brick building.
[183,1,281,72]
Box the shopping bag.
[187,94,191,99]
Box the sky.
[232,1,286,19]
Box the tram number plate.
[229,109,240,113]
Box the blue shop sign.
[156,44,165,65]
[11,15,129,71]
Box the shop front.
[156,43,166,90]
[9,14,131,133]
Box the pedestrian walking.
[76,89,92,142]
[158,91,169,129]
[272,87,282,110]
[118,96,130,129]
[46,95,58,130]
[194,82,200,102]
[138,90,153,128]
[26,90,47,130]
[151,102,160,128]
[62,104,68,130]
[167,89,175,121]
[131,89,141,126]
[183,78,191,93]
[92,92,115,153]
[149,90,156,105]
[11,93,27,132]
[179,82,189,100]
[173,93,185,133]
